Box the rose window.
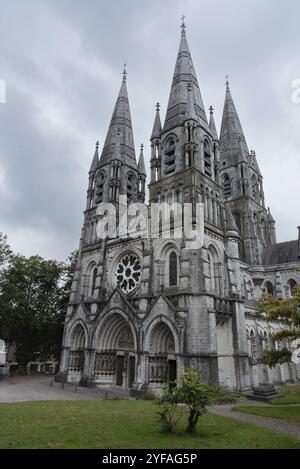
[115,254,142,294]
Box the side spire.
[151,102,162,140]
[89,141,99,173]
[163,18,207,132]
[208,106,218,141]
[138,143,146,175]
[220,78,249,157]
[99,67,136,168]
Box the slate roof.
[262,240,300,266]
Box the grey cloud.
[0,0,299,260]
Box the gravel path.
[209,403,300,440]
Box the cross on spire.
[156,102,160,112]
[181,15,186,35]
[140,143,144,152]
[123,62,127,81]
[225,74,230,90]
[209,105,214,114]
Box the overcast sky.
[0,0,299,261]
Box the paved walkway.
[209,403,300,440]
[0,375,129,403]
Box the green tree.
[0,252,76,369]
[0,232,12,271]
[257,284,300,367]
[178,368,213,434]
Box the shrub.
[177,368,213,434]
[155,383,182,433]
[209,383,241,404]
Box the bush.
[209,383,242,404]
[178,368,213,434]
[144,390,157,401]
[155,383,182,433]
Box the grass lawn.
[271,384,300,405]
[233,405,300,423]
[0,400,299,449]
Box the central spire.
[163,19,207,133]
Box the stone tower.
[57,22,252,393]
[219,80,277,265]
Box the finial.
[225,75,230,90]
[95,140,99,151]
[140,143,144,152]
[156,102,160,112]
[181,15,186,35]
[123,62,127,81]
[209,105,214,115]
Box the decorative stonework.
[114,253,142,294]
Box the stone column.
[80,348,95,387]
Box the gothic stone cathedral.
[57,23,300,393]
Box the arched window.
[91,267,97,296]
[204,140,212,177]
[95,171,105,203]
[165,138,176,174]
[70,323,86,351]
[265,281,274,296]
[250,330,256,359]
[208,246,221,295]
[252,175,258,199]
[159,210,162,237]
[288,279,297,297]
[170,210,174,236]
[169,252,178,286]
[222,174,232,198]
[261,218,266,244]
[127,174,135,200]
[207,252,214,291]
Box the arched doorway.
[148,321,177,385]
[94,313,136,388]
[68,323,87,381]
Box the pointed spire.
[89,141,99,173]
[99,67,136,168]
[151,102,162,140]
[163,19,207,132]
[220,78,249,157]
[138,143,146,175]
[209,106,218,140]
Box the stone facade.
[57,22,300,393]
